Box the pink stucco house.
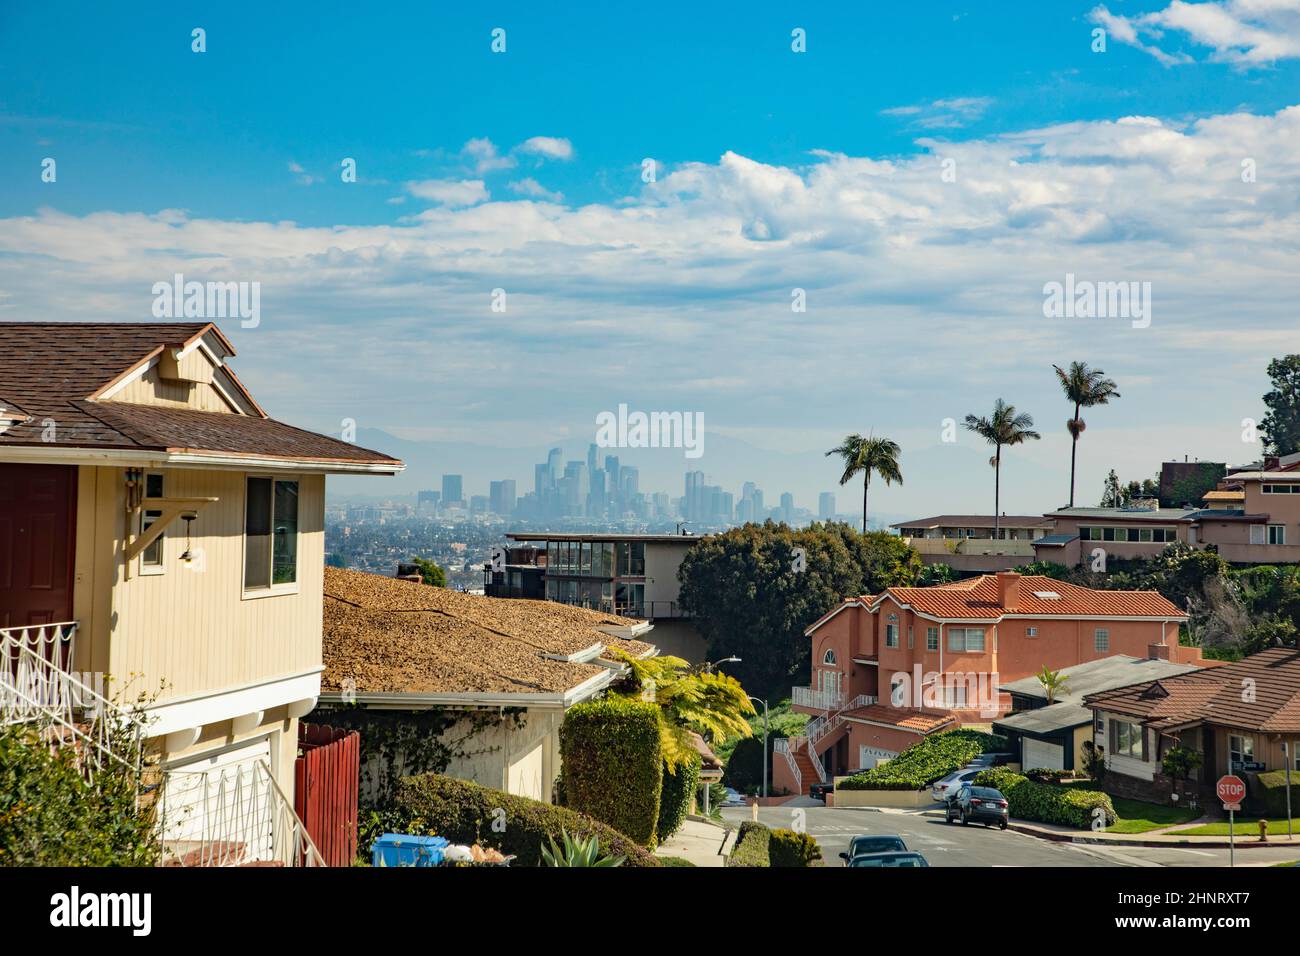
[772,571,1195,796]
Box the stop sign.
[1217,774,1246,805]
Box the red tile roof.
[843,703,956,734]
[873,574,1185,621]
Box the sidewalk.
[654,817,733,867]
[1005,817,1300,849]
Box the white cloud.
[404,178,489,207]
[462,137,516,174]
[882,97,993,129]
[5,105,1300,510]
[517,136,574,160]
[287,161,319,186]
[1091,1,1300,66]
[507,178,564,202]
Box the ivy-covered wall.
[310,705,535,808]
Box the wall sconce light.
[179,513,197,564]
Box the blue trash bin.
[371,833,450,867]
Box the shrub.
[838,730,1008,791]
[728,821,771,867]
[1024,767,1072,783]
[724,736,765,792]
[384,773,660,867]
[1161,746,1203,781]
[657,755,701,843]
[1253,770,1298,818]
[973,769,1116,829]
[560,697,663,846]
[769,828,822,867]
[0,721,157,866]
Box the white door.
[1022,737,1064,771]
[161,737,275,863]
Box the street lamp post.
[748,695,769,798]
[703,655,741,674]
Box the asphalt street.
[720,805,1300,868]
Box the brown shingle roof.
[1084,647,1300,733]
[0,321,401,469]
[322,568,654,698]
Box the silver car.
[930,768,983,803]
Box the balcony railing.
[791,686,843,712]
[160,759,325,867]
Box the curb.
[1007,821,1300,850]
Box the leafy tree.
[677,522,914,698]
[409,556,446,587]
[1054,362,1120,508]
[822,523,923,593]
[824,434,903,534]
[1100,469,1124,507]
[964,399,1041,538]
[1161,746,1203,781]
[1260,355,1300,455]
[1163,462,1226,509]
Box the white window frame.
[241,475,301,600]
[138,472,166,576]
[1094,628,1110,652]
[1026,626,1038,638]
[1229,734,1254,767]
[885,623,899,648]
[822,649,836,666]
[1114,720,1143,759]
[948,627,985,653]
[1250,524,1266,545]
[926,626,939,651]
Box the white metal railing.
[160,759,325,867]
[1,622,78,675]
[802,694,880,785]
[772,738,801,795]
[0,629,144,774]
[791,685,844,711]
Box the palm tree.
[964,400,1041,539]
[825,434,903,534]
[1036,665,1070,705]
[1053,362,1121,508]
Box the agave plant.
[540,829,625,867]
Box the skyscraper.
[490,479,517,516]
[819,492,836,520]
[442,474,464,508]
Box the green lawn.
[1106,797,1201,834]
[1171,817,1300,837]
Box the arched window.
[822,649,837,665]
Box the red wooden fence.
[295,723,360,867]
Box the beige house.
[0,321,402,864]
[316,566,656,804]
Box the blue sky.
[3,2,1300,512]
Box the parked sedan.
[838,834,907,865]
[846,851,929,868]
[945,785,1009,829]
[930,768,983,803]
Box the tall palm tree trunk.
[862,473,870,535]
[1068,400,1080,508]
[993,446,1002,539]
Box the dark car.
[966,752,1016,768]
[838,834,907,865]
[945,785,1009,828]
[846,851,929,868]
[810,767,874,801]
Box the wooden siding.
[73,464,325,704]
[107,350,243,414]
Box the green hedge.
[838,730,1008,791]
[560,697,663,846]
[724,736,765,793]
[0,721,157,866]
[973,769,1117,829]
[657,755,701,844]
[1253,770,1298,818]
[382,773,660,867]
[770,828,822,867]
[728,821,771,867]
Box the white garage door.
[858,746,898,770]
[1022,737,1064,771]
[161,737,275,864]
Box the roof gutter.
[316,668,616,712]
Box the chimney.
[995,571,1021,609]
[1265,455,1280,471]
[1147,642,1171,662]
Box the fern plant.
[540,829,625,867]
